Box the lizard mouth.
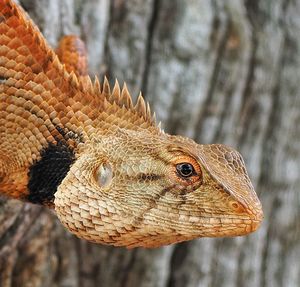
[249,209,264,232]
[250,219,263,233]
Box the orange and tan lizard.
[0,0,263,248]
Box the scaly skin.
[0,0,263,248]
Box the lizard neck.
[0,120,83,205]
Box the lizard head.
[54,128,263,248]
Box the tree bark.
[0,0,299,286]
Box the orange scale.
[21,33,35,48]
[39,101,53,115]
[35,109,48,120]
[47,97,58,107]
[5,103,16,113]
[38,90,50,101]
[16,45,30,56]
[23,80,36,91]
[14,79,27,88]
[6,49,18,59]
[0,45,10,55]
[52,77,63,88]
[31,63,42,74]
[54,102,67,113]
[45,68,57,79]
[77,113,90,123]
[5,27,18,40]
[32,83,45,94]
[5,59,17,69]
[17,118,30,128]
[60,117,70,126]
[27,114,38,122]
[4,69,17,80]
[29,104,41,115]
[51,87,62,99]
[68,117,80,126]
[42,79,55,91]
[22,100,34,110]
[0,23,8,34]
[51,117,60,126]
[33,72,47,83]
[14,71,25,80]
[23,128,33,138]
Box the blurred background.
[0,0,299,286]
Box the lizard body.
[0,0,263,248]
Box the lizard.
[0,0,263,248]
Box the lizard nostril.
[229,200,246,213]
[231,202,239,209]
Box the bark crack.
[194,12,230,142]
[141,0,160,99]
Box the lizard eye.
[172,155,202,185]
[176,163,195,178]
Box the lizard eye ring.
[172,156,202,184]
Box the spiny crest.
[91,76,159,128]
[2,0,161,133]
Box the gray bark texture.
[0,0,299,286]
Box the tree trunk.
[0,0,299,286]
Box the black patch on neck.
[27,143,75,205]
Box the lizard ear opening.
[94,163,113,188]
